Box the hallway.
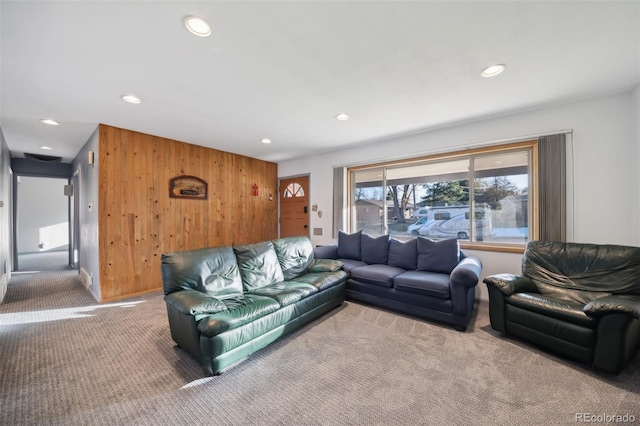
[16,251,72,272]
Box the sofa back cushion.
[361,234,389,264]
[417,237,460,274]
[388,238,417,270]
[523,241,640,301]
[338,230,362,260]
[271,236,315,280]
[234,241,285,291]
[161,246,244,299]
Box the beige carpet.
[1,270,638,425]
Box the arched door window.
[284,182,305,198]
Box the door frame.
[278,173,310,238]
[12,173,74,271]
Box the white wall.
[72,127,100,301]
[0,129,11,304]
[633,86,640,242]
[278,90,640,299]
[16,176,69,253]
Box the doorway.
[15,176,72,271]
[279,175,310,238]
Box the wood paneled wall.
[98,124,278,301]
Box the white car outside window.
[407,217,428,235]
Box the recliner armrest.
[314,244,339,260]
[584,294,640,319]
[165,289,228,316]
[450,256,482,288]
[483,274,537,296]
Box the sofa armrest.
[450,256,482,289]
[164,289,228,316]
[309,258,344,272]
[584,294,640,319]
[483,274,537,296]
[313,244,339,260]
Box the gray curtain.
[332,167,344,238]
[538,134,566,242]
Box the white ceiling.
[1,1,639,164]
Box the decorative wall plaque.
[169,175,207,200]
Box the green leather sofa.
[161,236,347,375]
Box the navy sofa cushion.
[394,270,451,299]
[361,234,390,264]
[417,237,460,274]
[388,238,418,270]
[338,230,362,260]
[338,258,368,274]
[350,264,406,288]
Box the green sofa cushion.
[234,241,285,291]
[164,289,228,316]
[287,270,348,291]
[249,281,318,307]
[197,294,281,337]
[271,237,315,280]
[161,246,244,299]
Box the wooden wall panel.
[98,124,278,301]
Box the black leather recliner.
[484,241,640,374]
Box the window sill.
[460,242,525,254]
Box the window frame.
[346,140,538,253]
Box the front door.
[279,176,309,238]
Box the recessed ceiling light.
[481,64,506,77]
[184,16,211,37]
[261,138,272,144]
[40,146,53,150]
[335,113,350,121]
[121,94,141,104]
[40,119,59,126]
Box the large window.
[348,141,536,250]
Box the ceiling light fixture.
[335,113,350,121]
[184,16,212,37]
[40,119,59,126]
[481,64,506,77]
[261,138,272,144]
[40,146,53,150]
[121,94,141,104]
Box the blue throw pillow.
[338,230,362,260]
[417,237,460,274]
[361,234,389,265]
[388,238,418,270]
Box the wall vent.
[24,152,63,162]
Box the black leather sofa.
[161,236,347,375]
[484,241,640,374]
[314,231,482,330]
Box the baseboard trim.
[79,268,92,289]
[0,274,7,304]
